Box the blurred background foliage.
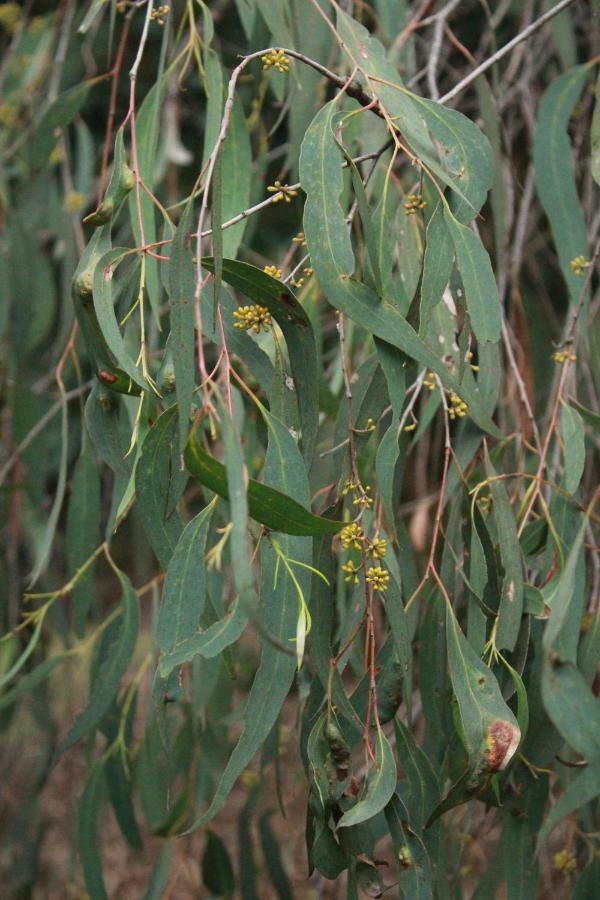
[1,0,599,897]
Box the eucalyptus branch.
[439,0,579,103]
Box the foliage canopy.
[1,0,600,896]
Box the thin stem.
[439,0,579,103]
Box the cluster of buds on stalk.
[233,304,272,333]
[261,49,290,72]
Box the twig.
[426,0,461,100]
[0,383,93,489]
[404,377,453,614]
[99,12,133,200]
[439,0,579,103]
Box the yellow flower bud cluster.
[340,523,365,550]
[263,264,282,280]
[342,560,361,584]
[448,391,468,419]
[340,478,358,497]
[340,478,372,508]
[64,191,86,213]
[366,538,387,560]
[267,180,298,203]
[241,769,260,789]
[0,3,21,34]
[261,49,290,73]
[353,485,373,508]
[404,194,427,215]
[552,349,576,364]
[570,255,590,277]
[424,371,436,391]
[150,5,170,25]
[553,848,577,874]
[365,566,390,592]
[233,304,272,334]
[292,231,307,246]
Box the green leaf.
[533,65,590,303]
[445,210,501,344]
[78,759,108,900]
[58,568,139,753]
[560,402,585,494]
[136,407,184,569]
[73,229,141,395]
[33,78,99,167]
[337,727,396,828]
[385,794,433,899]
[592,69,600,188]
[374,342,407,539]
[129,64,169,322]
[28,389,68,586]
[105,749,143,851]
[486,453,524,651]
[202,830,235,896]
[159,409,255,676]
[419,202,454,332]
[83,127,134,226]
[382,577,412,715]
[185,426,310,830]
[157,501,215,656]
[201,257,319,464]
[542,515,586,661]
[426,768,484,828]
[143,843,172,900]
[499,773,548,900]
[185,430,343,536]
[536,765,600,850]
[446,602,520,776]
[299,101,499,438]
[167,200,196,452]
[394,720,440,832]
[200,7,223,169]
[475,75,507,262]
[66,445,101,636]
[541,661,600,760]
[158,596,247,675]
[259,811,293,900]
[221,98,252,258]
[307,536,363,734]
[569,397,600,430]
[92,249,146,390]
[392,90,494,222]
[503,659,529,746]
[84,385,132,478]
[337,135,384,297]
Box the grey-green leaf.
[445,210,501,344]
[337,728,396,828]
[157,501,215,656]
[58,568,139,754]
[446,602,520,775]
[136,407,183,569]
[533,64,589,303]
